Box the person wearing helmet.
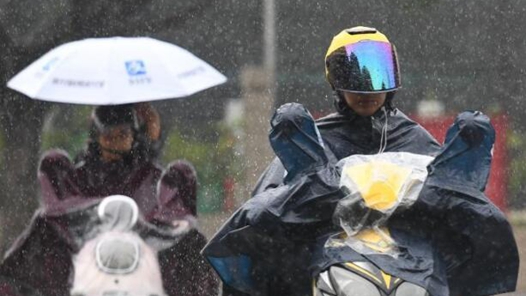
[0,104,162,295]
[80,102,162,164]
[220,26,442,296]
[2,103,219,296]
[72,103,162,214]
[35,103,163,215]
[253,26,441,194]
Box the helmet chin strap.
[333,90,353,116]
[333,89,390,153]
[377,107,389,154]
[100,145,132,156]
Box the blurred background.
[1,0,526,292]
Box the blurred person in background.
[0,103,218,296]
[42,103,163,214]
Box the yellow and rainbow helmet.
[325,26,401,93]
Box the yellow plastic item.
[353,227,394,253]
[381,271,393,289]
[343,161,411,211]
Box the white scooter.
[314,236,430,296]
[70,195,189,296]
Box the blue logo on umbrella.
[125,60,147,76]
[42,57,60,71]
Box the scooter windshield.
[96,237,140,274]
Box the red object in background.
[413,114,509,211]
[223,177,236,212]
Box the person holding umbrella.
[5,35,227,222]
[2,36,227,296]
[66,102,163,215]
[38,102,164,216]
[1,103,218,296]
[81,102,162,164]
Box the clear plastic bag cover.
[334,152,433,257]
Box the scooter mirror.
[98,195,139,231]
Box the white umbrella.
[7,37,227,105]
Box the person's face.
[342,92,387,117]
[98,125,134,153]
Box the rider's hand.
[134,103,161,141]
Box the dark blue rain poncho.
[252,102,442,195]
[202,104,518,296]
[314,111,519,296]
[207,102,441,296]
[204,103,344,296]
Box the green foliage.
[40,106,92,157]
[41,129,89,157]
[162,122,243,213]
[507,129,526,209]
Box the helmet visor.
[326,41,400,93]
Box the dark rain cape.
[0,198,215,296]
[202,104,518,296]
[0,158,218,296]
[203,103,344,296]
[314,111,519,296]
[38,148,163,218]
[207,103,441,296]
[252,105,441,195]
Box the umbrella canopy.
[7,37,227,105]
